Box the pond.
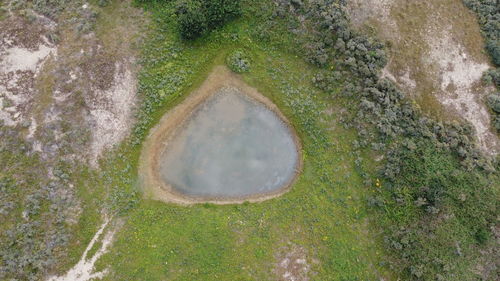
[158,87,299,199]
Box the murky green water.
[159,87,299,199]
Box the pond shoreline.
[138,65,303,205]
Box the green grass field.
[87,6,392,279]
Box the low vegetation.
[0,0,498,280]
[0,125,102,280]
[0,1,134,280]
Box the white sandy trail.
[47,217,116,281]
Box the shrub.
[475,227,490,245]
[176,0,241,39]
[265,1,498,279]
[487,93,500,113]
[176,0,207,39]
[226,49,250,73]
[486,39,500,65]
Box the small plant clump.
[226,50,250,73]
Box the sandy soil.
[139,65,303,205]
[85,62,137,165]
[347,0,499,154]
[426,29,495,151]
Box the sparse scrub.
[75,5,98,33]
[33,0,68,18]
[0,128,72,280]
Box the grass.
[60,165,107,272]
[91,4,391,279]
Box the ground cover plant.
[0,0,498,280]
[226,49,250,73]
[0,122,105,280]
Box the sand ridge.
[139,65,303,205]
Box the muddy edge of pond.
[139,65,303,205]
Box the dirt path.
[46,217,119,281]
[139,65,303,205]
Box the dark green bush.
[176,0,207,39]
[486,92,500,132]
[487,93,500,113]
[176,0,241,39]
[486,39,500,65]
[475,227,491,245]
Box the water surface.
[159,87,298,199]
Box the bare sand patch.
[426,29,496,152]
[85,62,137,165]
[139,65,302,205]
[0,17,57,127]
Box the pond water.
[158,87,299,199]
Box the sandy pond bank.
[139,65,303,205]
